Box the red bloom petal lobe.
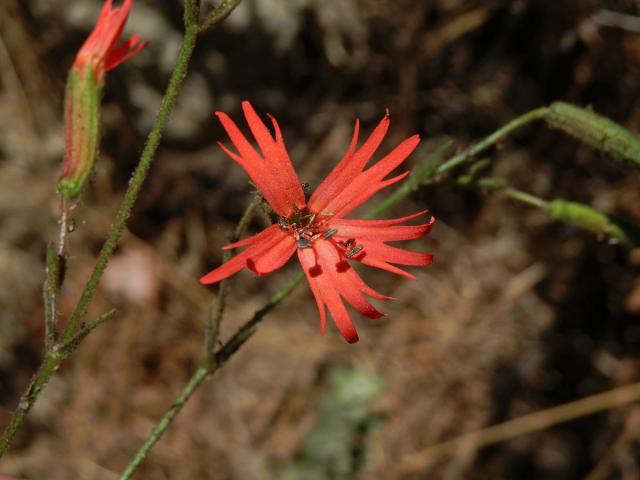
[73,0,146,80]
[297,237,397,343]
[200,225,292,284]
[298,247,360,343]
[331,213,434,279]
[314,240,385,320]
[246,234,296,275]
[326,134,420,218]
[215,104,304,217]
[241,102,305,209]
[309,112,390,212]
[104,34,148,72]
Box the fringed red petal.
[104,35,148,72]
[324,135,420,218]
[297,238,396,343]
[298,246,360,343]
[200,225,292,284]
[215,104,304,217]
[329,213,434,280]
[247,234,296,275]
[309,112,389,212]
[74,0,145,79]
[331,213,434,242]
[314,240,385,320]
[242,102,305,209]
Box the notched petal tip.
[346,334,359,344]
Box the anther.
[322,228,338,239]
[296,238,313,249]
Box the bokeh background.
[2,0,640,478]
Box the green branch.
[371,102,640,217]
[199,0,242,33]
[61,23,199,342]
[118,366,209,480]
[118,271,303,479]
[203,193,264,367]
[43,242,59,352]
[0,16,200,460]
[461,177,640,246]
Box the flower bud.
[57,67,101,198]
[57,0,147,198]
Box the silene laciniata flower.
[201,102,435,343]
[58,0,147,199]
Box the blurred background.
[1,0,640,478]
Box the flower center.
[278,206,333,248]
[278,206,364,258]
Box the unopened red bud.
[57,0,147,199]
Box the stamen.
[278,216,289,229]
[305,213,316,227]
[278,207,329,248]
[322,228,338,239]
[346,244,364,258]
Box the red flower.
[201,102,434,343]
[73,0,147,81]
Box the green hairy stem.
[0,7,200,460]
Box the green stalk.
[0,18,199,460]
[199,0,242,33]
[203,194,264,367]
[118,271,303,480]
[371,102,640,219]
[464,177,640,246]
[43,242,59,352]
[61,24,199,342]
[118,367,209,480]
[368,108,550,217]
[0,353,62,457]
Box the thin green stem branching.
[43,242,59,352]
[460,176,640,246]
[199,0,242,33]
[60,22,199,343]
[118,271,303,480]
[0,12,200,459]
[368,108,549,217]
[118,366,209,480]
[203,193,264,366]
